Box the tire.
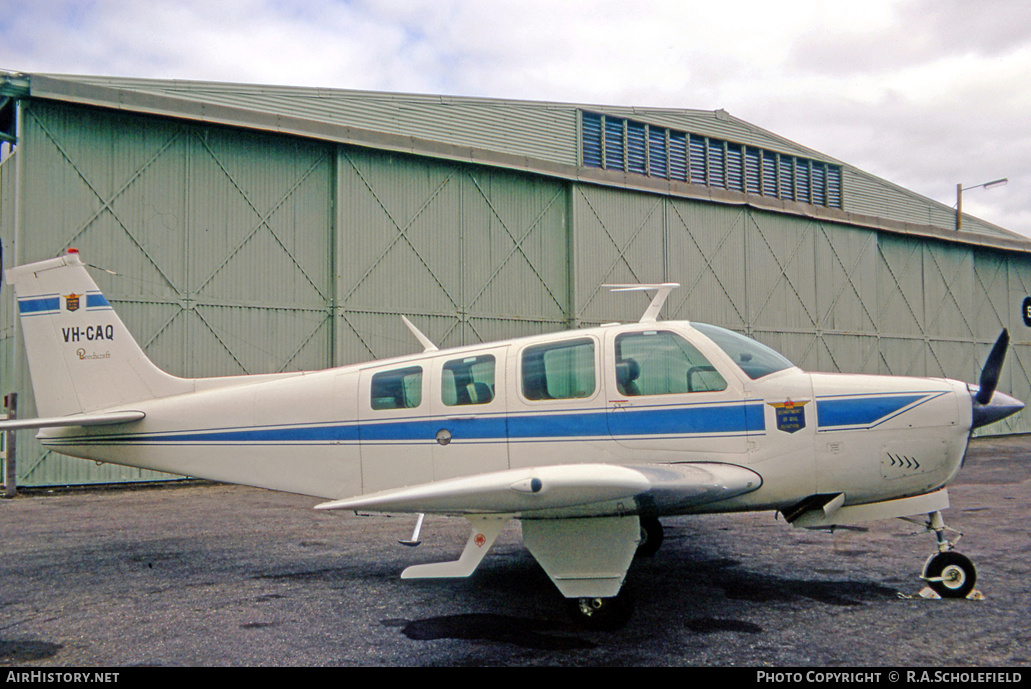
[637,516,663,558]
[924,551,976,599]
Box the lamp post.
[956,178,1008,231]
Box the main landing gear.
[566,590,636,631]
[918,511,977,599]
[563,517,663,630]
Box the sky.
[1,0,1029,236]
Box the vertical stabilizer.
[5,250,191,417]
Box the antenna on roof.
[401,315,438,352]
[604,283,680,323]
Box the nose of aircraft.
[971,389,1025,429]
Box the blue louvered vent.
[605,117,624,170]
[796,162,811,204]
[745,147,762,194]
[670,132,688,181]
[812,164,826,206]
[649,127,667,178]
[580,111,842,209]
[689,134,706,185]
[708,139,725,188]
[627,121,647,174]
[762,151,778,197]
[779,155,795,201]
[582,112,602,168]
[827,166,842,207]
[581,112,602,169]
[727,144,743,192]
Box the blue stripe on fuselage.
[44,401,766,446]
[605,401,764,438]
[815,392,942,430]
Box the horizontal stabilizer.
[0,410,145,431]
[314,461,761,517]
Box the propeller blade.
[975,329,1009,405]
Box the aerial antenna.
[400,315,438,352]
[604,283,680,323]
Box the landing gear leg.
[919,511,977,598]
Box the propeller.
[970,329,1024,429]
[975,329,1009,405]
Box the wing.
[0,410,145,431]
[314,461,761,517]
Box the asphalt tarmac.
[1,435,1029,667]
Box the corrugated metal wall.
[2,101,336,484]
[0,101,574,485]
[1,99,1028,486]
[572,183,1031,437]
[333,147,570,360]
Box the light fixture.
[956,178,1008,230]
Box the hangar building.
[1,71,1028,486]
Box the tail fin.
[5,250,191,417]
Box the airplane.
[1,248,1024,629]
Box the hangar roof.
[2,70,1028,254]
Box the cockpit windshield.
[691,323,795,380]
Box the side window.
[614,331,726,395]
[371,366,423,410]
[442,355,496,406]
[522,338,596,400]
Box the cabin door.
[357,362,435,495]
[427,345,510,482]
[605,327,753,457]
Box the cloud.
[0,0,1028,235]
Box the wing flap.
[630,462,763,514]
[314,461,761,517]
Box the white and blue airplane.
[2,249,1024,627]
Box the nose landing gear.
[918,511,977,599]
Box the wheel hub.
[940,564,966,589]
[578,597,604,616]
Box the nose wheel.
[922,551,977,599]
[918,511,977,599]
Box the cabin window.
[614,331,727,395]
[371,366,423,410]
[521,338,596,401]
[442,355,496,406]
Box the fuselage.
[37,320,973,516]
